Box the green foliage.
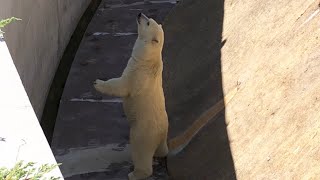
[0,161,61,180]
[0,17,22,34]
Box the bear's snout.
[137,13,142,24]
[137,13,148,24]
[93,79,100,85]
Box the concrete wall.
[164,0,320,179]
[0,0,91,119]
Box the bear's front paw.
[93,79,105,93]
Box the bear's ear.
[152,37,159,44]
[158,24,162,27]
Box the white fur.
[94,13,168,180]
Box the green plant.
[0,161,61,180]
[0,17,21,34]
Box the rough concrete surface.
[0,0,90,118]
[163,0,320,179]
[51,0,175,179]
[221,0,320,178]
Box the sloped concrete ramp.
[163,0,320,179]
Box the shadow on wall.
[163,0,236,179]
[41,0,102,144]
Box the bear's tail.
[167,85,239,156]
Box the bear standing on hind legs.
[94,13,168,180]
[94,13,239,180]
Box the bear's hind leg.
[128,145,154,180]
[154,139,168,157]
[128,128,158,180]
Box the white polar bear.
[94,13,239,180]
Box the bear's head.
[132,13,164,60]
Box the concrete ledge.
[0,37,63,179]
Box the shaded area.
[41,0,102,144]
[162,0,237,179]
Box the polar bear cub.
[94,13,168,180]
